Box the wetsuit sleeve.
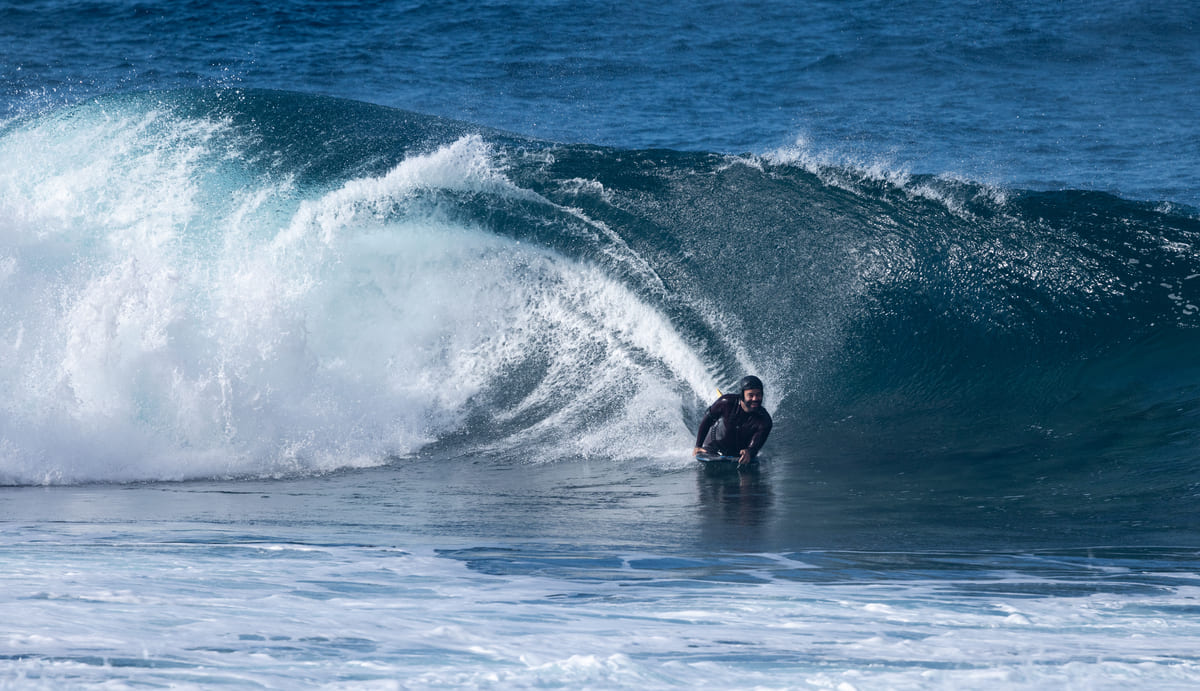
[745,415,773,457]
[694,398,728,448]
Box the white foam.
[4,539,1200,689]
[0,110,718,484]
[761,135,1011,214]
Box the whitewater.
[3,0,1200,688]
[0,103,718,484]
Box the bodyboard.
[695,452,757,470]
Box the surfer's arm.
[694,399,726,450]
[743,418,773,458]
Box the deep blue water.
[4,0,1198,203]
[2,1,1200,687]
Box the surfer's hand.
[693,447,705,457]
[738,449,752,465]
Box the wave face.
[2,90,1199,494]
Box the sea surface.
[2,1,1200,688]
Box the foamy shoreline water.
[4,469,1200,690]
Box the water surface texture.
[2,1,1199,687]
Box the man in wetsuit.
[693,375,773,465]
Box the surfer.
[693,375,773,465]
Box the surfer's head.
[737,375,763,394]
[737,375,764,410]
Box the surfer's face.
[741,389,763,411]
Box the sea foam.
[0,106,714,484]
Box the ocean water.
[2,1,1200,688]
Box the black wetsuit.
[695,393,773,458]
